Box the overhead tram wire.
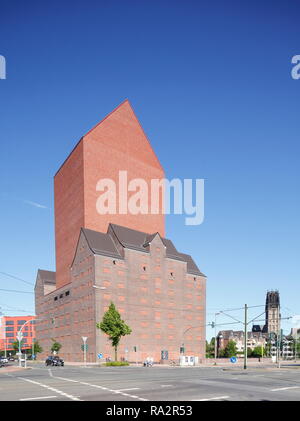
[0,271,34,286]
[0,288,34,294]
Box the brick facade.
[35,101,206,363]
[55,100,165,289]
[36,226,206,362]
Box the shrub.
[105,361,129,367]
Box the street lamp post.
[93,285,106,363]
[214,312,220,362]
[17,318,40,367]
[82,336,88,367]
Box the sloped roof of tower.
[55,99,163,176]
[83,99,164,172]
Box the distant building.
[217,290,282,356]
[217,330,266,354]
[264,290,280,334]
[0,316,36,353]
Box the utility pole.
[277,310,281,369]
[244,304,247,370]
[214,312,220,362]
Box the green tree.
[223,340,237,358]
[251,346,264,358]
[206,338,215,358]
[51,340,62,354]
[32,340,43,355]
[12,340,23,353]
[247,347,253,358]
[97,302,132,361]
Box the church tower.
[264,290,280,334]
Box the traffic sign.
[97,353,103,359]
[230,356,237,363]
[81,344,88,351]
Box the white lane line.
[161,384,173,387]
[271,386,300,392]
[78,381,148,401]
[52,376,79,383]
[113,388,140,392]
[48,371,148,401]
[20,395,57,401]
[17,377,81,401]
[193,396,230,401]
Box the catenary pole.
[244,304,247,370]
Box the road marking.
[271,386,300,391]
[161,384,173,387]
[193,396,230,401]
[113,388,140,392]
[78,381,148,401]
[20,395,57,401]
[52,376,79,383]
[17,377,81,401]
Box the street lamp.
[214,312,220,361]
[17,318,41,367]
[82,336,88,367]
[217,333,223,359]
[295,330,298,362]
[92,285,106,363]
[17,319,35,367]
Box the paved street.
[1,363,300,401]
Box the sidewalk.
[0,365,29,373]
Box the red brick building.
[35,101,206,362]
[0,315,36,353]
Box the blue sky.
[0,0,299,338]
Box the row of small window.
[5,332,32,338]
[6,326,30,331]
[54,290,70,301]
[5,320,32,325]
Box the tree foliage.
[51,340,62,354]
[96,302,132,361]
[32,341,43,354]
[12,340,23,353]
[206,338,215,358]
[220,340,237,358]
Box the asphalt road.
[1,363,300,401]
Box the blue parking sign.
[230,356,237,363]
[98,353,103,359]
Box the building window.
[5,321,14,325]
[6,333,14,337]
[54,296,58,301]
[59,294,63,299]
[5,327,14,331]
[17,320,26,325]
[65,291,70,296]
[113,260,116,265]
